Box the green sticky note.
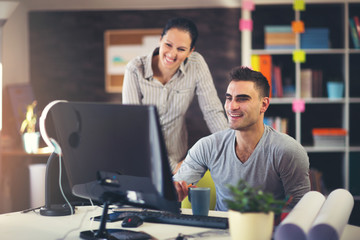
[293,50,306,63]
[293,0,305,11]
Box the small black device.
[121,215,144,228]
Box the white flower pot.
[22,132,40,153]
[228,210,274,240]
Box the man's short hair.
[228,66,270,98]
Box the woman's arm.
[122,63,142,104]
[194,53,228,133]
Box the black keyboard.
[99,210,229,229]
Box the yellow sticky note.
[293,50,306,63]
[293,0,305,11]
[251,55,260,71]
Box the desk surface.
[0,206,359,240]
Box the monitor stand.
[80,201,111,239]
[80,193,154,240]
[79,198,153,240]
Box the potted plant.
[225,179,285,240]
[20,100,40,153]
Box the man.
[173,66,310,211]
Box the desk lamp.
[39,100,74,216]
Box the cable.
[49,137,74,215]
[58,153,74,216]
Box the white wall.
[3,3,29,85]
[0,0,347,87]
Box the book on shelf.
[264,25,296,49]
[300,69,312,98]
[264,116,288,134]
[274,189,354,240]
[309,168,327,194]
[354,16,360,40]
[300,68,324,98]
[258,55,272,97]
[349,17,360,49]
[311,69,323,98]
[269,65,295,98]
[272,65,283,98]
[264,25,292,33]
[300,28,330,49]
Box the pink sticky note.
[239,19,253,31]
[292,99,305,113]
[242,0,255,11]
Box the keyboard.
[98,210,229,229]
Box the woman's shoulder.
[126,55,146,69]
[184,52,209,71]
[126,50,154,70]
[188,51,205,61]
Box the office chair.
[181,170,216,210]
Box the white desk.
[0,206,359,240]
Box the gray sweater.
[173,125,310,211]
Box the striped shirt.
[122,48,228,171]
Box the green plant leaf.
[225,179,286,213]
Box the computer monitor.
[47,101,179,214]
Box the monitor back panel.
[49,102,154,187]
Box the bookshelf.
[246,0,360,199]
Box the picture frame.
[104,29,162,93]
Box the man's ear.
[260,97,270,113]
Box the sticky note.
[239,19,253,31]
[251,55,260,71]
[292,99,305,113]
[293,0,305,11]
[292,20,305,33]
[293,50,306,63]
[242,0,255,11]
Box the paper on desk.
[274,191,325,240]
[274,189,354,240]
[308,189,354,240]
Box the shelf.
[270,98,347,104]
[252,49,347,55]
[304,146,346,153]
[350,98,360,103]
[249,1,360,196]
[349,49,360,54]
[1,148,51,158]
[350,147,360,152]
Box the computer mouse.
[121,215,143,228]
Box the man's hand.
[173,180,189,202]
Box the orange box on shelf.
[312,128,347,147]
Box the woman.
[122,17,227,173]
